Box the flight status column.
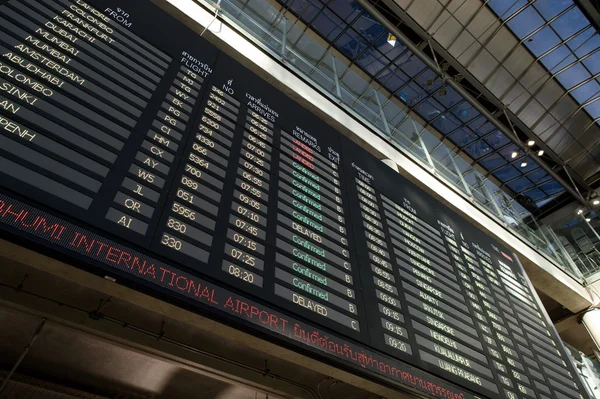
[352,166,412,357]
[274,127,360,334]
[222,106,274,288]
[0,0,167,212]
[380,196,500,397]
[154,83,237,267]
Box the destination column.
[274,127,360,334]
[380,196,500,397]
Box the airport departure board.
[0,0,589,397]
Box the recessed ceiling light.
[511,151,518,158]
[537,150,544,156]
[527,140,535,147]
[520,161,528,168]
[594,200,600,205]
[577,209,584,215]
[586,218,592,222]
[387,33,397,47]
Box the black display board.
[0,0,588,397]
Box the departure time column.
[222,108,274,288]
[353,171,412,357]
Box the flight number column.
[274,129,359,333]
[222,109,274,288]
[355,177,412,356]
[156,85,238,265]
[105,63,197,235]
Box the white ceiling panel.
[548,128,577,155]
[551,96,580,123]
[428,9,451,34]
[467,9,500,42]
[394,0,412,9]
[533,114,558,136]
[470,49,498,81]
[564,113,591,137]
[537,80,565,110]
[448,30,478,58]
[518,99,546,127]
[451,0,480,24]
[407,0,444,30]
[506,85,532,112]
[486,67,515,98]
[487,29,518,62]
[433,16,463,47]
[502,47,534,81]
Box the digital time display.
[0,0,587,398]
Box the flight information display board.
[0,0,588,397]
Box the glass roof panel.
[540,180,565,195]
[335,28,369,60]
[488,0,528,18]
[377,38,408,61]
[280,0,567,201]
[571,81,600,103]
[472,120,496,137]
[328,0,360,22]
[479,153,508,170]
[464,140,494,160]
[583,52,600,75]
[527,168,551,183]
[556,63,590,89]
[377,65,410,92]
[355,47,388,76]
[414,98,445,121]
[570,27,597,54]
[507,177,535,193]
[448,127,478,147]
[551,7,588,40]
[416,69,442,93]
[353,14,385,42]
[312,8,346,41]
[497,143,520,160]
[432,112,462,134]
[525,26,561,57]
[523,188,547,201]
[435,86,463,109]
[545,50,577,72]
[484,130,511,149]
[534,0,572,20]
[585,101,600,120]
[395,54,427,77]
[284,0,325,21]
[507,6,544,37]
[454,103,480,123]
[395,81,424,105]
[494,165,522,181]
